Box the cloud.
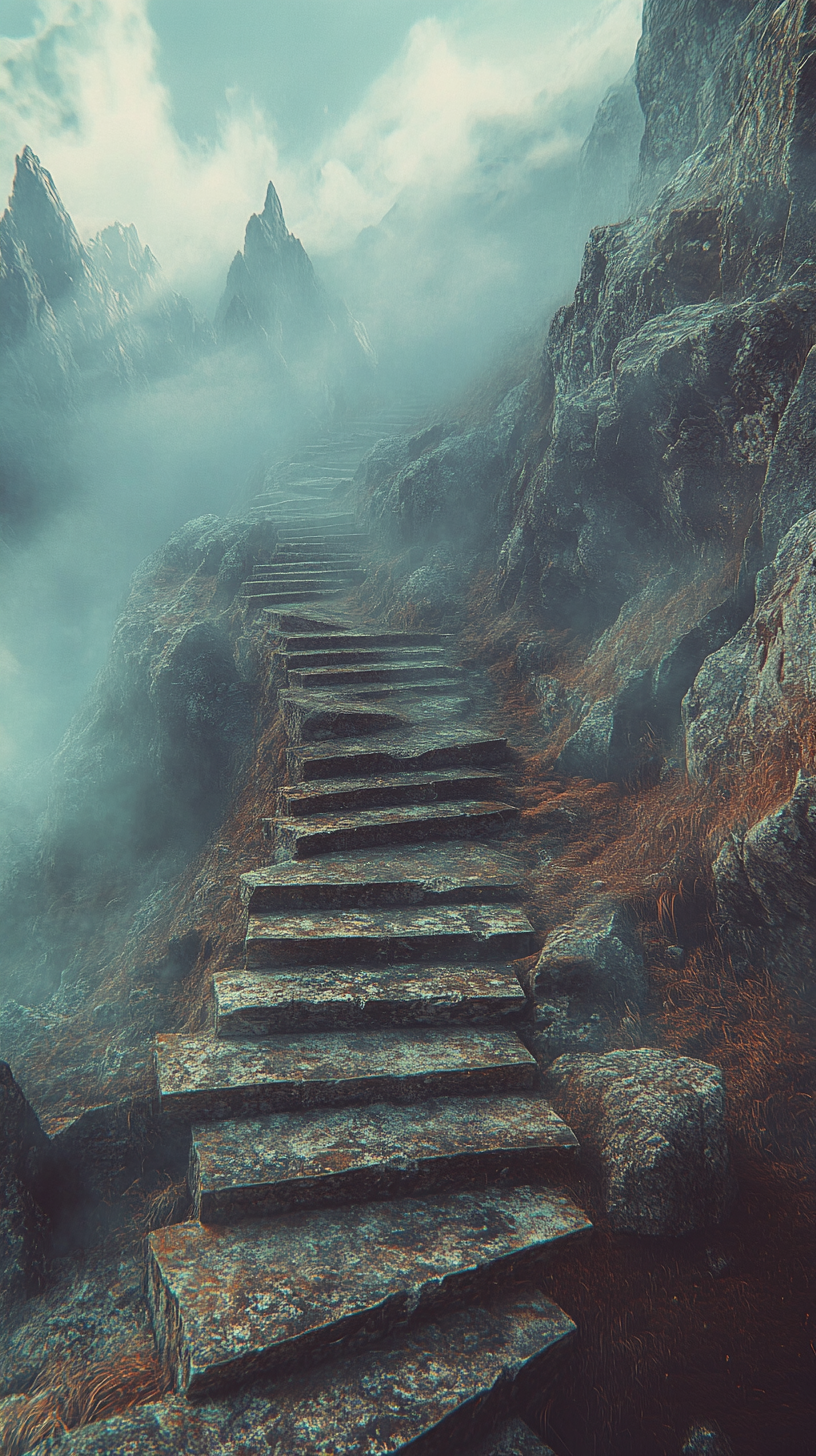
[0,0,642,301]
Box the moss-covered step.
[213,962,527,1037]
[244,903,534,966]
[155,1026,538,1122]
[190,1092,577,1222]
[147,1186,590,1395]
[239,843,522,913]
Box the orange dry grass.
[0,1353,170,1456]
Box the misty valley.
[0,2,815,1454]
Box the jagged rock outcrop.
[545,1048,734,1235]
[0,1063,52,1302]
[575,67,643,232]
[501,0,816,633]
[684,511,816,779]
[215,182,375,383]
[360,381,533,554]
[633,0,758,207]
[712,772,816,986]
[40,516,260,901]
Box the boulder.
[0,1063,52,1301]
[544,1049,733,1235]
[532,902,647,1007]
[712,772,816,985]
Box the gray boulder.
[533,902,647,1007]
[555,671,654,782]
[528,903,645,1065]
[545,1048,733,1235]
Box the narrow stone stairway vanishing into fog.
[146,411,591,1453]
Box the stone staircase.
[145,414,590,1452]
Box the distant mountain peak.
[261,182,287,234]
[4,145,87,305]
[87,220,160,302]
[214,180,375,378]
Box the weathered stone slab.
[271,799,520,858]
[30,1294,574,1452]
[147,1186,589,1394]
[282,644,446,668]
[246,574,365,594]
[280,691,405,744]
[288,729,508,780]
[279,631,450,654]
[190,1093,577,1221]
[288,661,461,689]
[264,610,352,633]
[240,843,522,912]
[245,587,344,605]
[155,1027,538,1122]
[244,903,535,965]
[214,962,527,1036]
[278,768,504,815]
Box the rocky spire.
[2,146,88,305]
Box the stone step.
[275,524,360,538]
[147,1185,589,1395]
[9,1350,562,1453]
[279,630,450,654]
[265,610,354,633]
[279,692,405,744]
[244,903,534,966]
[278,768,504,816]
[268,798,520,859]
[280,645,446,668]
[155,1026,538,1122]
[253,558,362,573]
[190,1093,577,1221]
[213,963,527,1037]
[245,588,346,605]
[290,682,468,706]
[287,661,461,689]
[287,729,508,780]
[239,843,522,912]
[245,574,364,595]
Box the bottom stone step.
[147,1185,589,1395]
[190,1093,578,1222]
[51,1294,572,1452]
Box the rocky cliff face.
[361,0,816,777]
[354,0,816,1006]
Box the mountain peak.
[5,146,86,305]
[261,182,287,234]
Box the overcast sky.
[0,0,643,304]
